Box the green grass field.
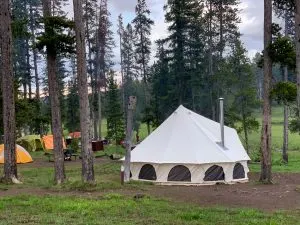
[0,194,299,225]
[246,106,300,151]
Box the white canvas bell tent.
[129,105,250,185]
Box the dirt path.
[145,173,300,211]
[1,172,299,212]
[1,157,300,211]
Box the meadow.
[1,106,300,225]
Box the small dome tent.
[129,105,250,185]
[0,144,33,164]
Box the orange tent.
[0,144,33,164]
[42,135,66,152]
[69,132,81,138]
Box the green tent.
[17,135,44,152]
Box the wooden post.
[124,96,137,182]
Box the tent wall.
[131,161,249,184]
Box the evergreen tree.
[38,0,75,184]
[122,23,138,117]
[163,0,204,109]
[106,72,125,143]
[228,40,259,153]
[65,79,80,133]
[83,0,98,138]
[260,0,273,183]
[94,0,115,140]
[132,0,154,87]
[0,0,19,183]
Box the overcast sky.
[65,0,270,68]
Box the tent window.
[204,165,225,181]
[233,163,245,179]
[138,164,157,180]
[168,165,191,182]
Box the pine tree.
[28,0,43,100]
[38,0,75,184]
[73,0,95,183]
[12,0,31,99]
[228,40,259,153]
[106,72,125,143]
[132,0,154,89]
[122,23,137,118]
[118,14,125,116]
[163,0,204,108]
[95,0,115,139]
[0,0,19,183]
[260,0,273,183]
[151,40,171,125]
[83,0,98,138]
[65,79,80,133]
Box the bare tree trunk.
[260,0,272,183]
[296,0,300,117]
[242,107,249,154]
[0,0,19,184]
[98,90,102,140]
[283,13,289,164]
[42,0,65,184]
[26,39,32,99]
[29,4,40,100]
[118,15,126,119]
[208,1,216,121]
[124,96,136,182]
[73,0,95,183]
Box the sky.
[65,0,268,68]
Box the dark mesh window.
[168,165,191,182]
[138,164,157,180]
[233,163,245,179]
[204,165,225,181]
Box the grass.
[246,106,300,152]
[249,151,300,173]
[0,151,150,192]
[0,194,299,225]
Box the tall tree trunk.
[208,1,216,121]
[118,15,126,119]
[84,0,96,138]
[42,0,65,184]
[283,13,289,164]
[29,4,40,100]
[296,0,300,117]
[0,0,19,184]
[26,39,32,99]
[219,0,224,59]
[73,0,95,183]
[124,96,136,182]
[98,89,102,140]
[242,107,249,154]
[260,0,272,183]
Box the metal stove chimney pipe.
[219,98,225,148]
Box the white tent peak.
[131,105,250,164]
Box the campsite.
[1,0,300,224]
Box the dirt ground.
[1,158,300,212]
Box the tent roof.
[131,105,250,164]
[0,144,33,164]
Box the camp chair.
[64,149,79,161]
